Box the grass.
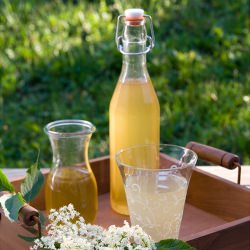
[0,0,249,168]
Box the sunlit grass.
[0,0,249,167]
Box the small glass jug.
[44,120,98,223]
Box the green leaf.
[20,152,45,203]
[54,242,61,248]
[0,192,25,222]
[39,210,46,228]
[17,234,39,242]
[156,239,196,250]
[0,169,15,192]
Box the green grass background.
[0,0,249,168]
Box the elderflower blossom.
[30,204,156,250]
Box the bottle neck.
[121,53,147,79]
[120,21,149,80]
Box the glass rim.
[115,143,198,172]
[44,119,96,137]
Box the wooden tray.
[1,156,250,250]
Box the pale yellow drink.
[109,79,160,215]
[125,174,188,241]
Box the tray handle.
[186,141,241,184]
[0,191,42,238]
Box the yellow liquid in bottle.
[109,78,160,215]
[45,166,98,223]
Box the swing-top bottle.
[109,9,160,215]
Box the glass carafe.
[44,120,98,223]
[109,9,160,215]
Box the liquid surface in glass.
[109,78,160,215]
[125,174,187,241]
[45,166,97,224]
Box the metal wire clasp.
[115,14,155,55]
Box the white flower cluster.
[30,204,156,250]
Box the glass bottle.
[109,9,160,215]
[44,120,98,223]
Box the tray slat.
[184,216,250,250]
[187,168,250,220]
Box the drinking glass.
[116,144,197,241]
